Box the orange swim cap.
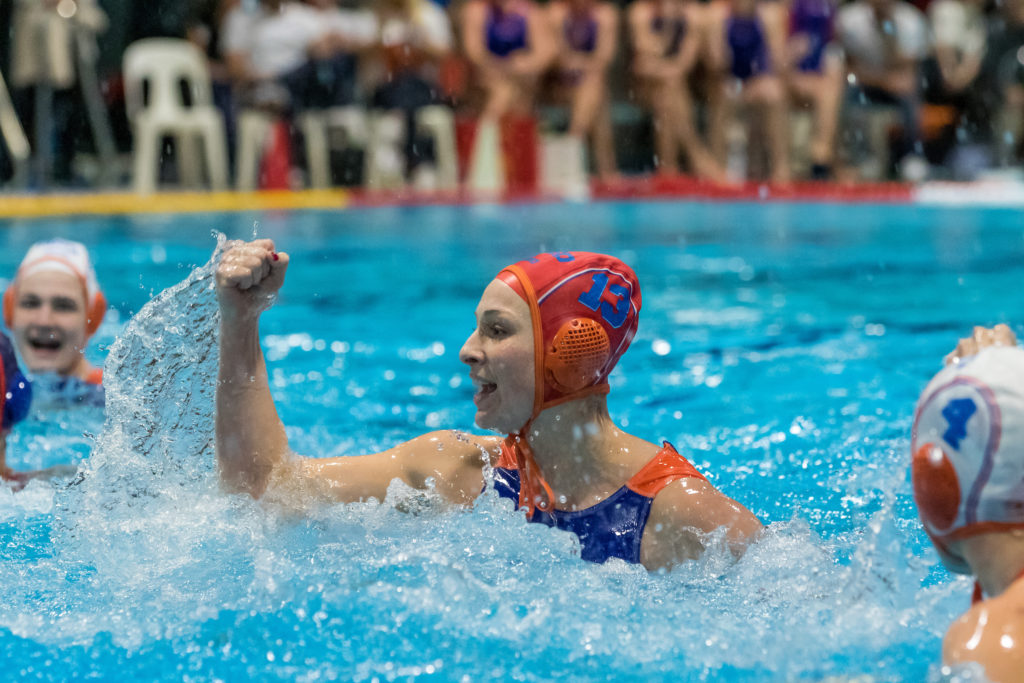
[495,252,642,518]
[497,251,642,418]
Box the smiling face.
[10,270,89,376]
[459,279,536,433]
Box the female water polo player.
[912,324,1024,681]
[216,240,762,570]
[5,239,107,405]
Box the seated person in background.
[221,0,376,114]
[706,0,791,184]
[545,0,620,182]
[926,0,986,95]
[0,331,75,488]
[972,0,1024,168]
[912,324,1024,682]
[461,0,557,122]
[8,0,108,185]
[186,0,242,152]
[215,240,763,570]
[4,239,106,403]
[628,0,725,181]
[919,0,986,177]
[369,0,455,185]
[835,0,929,180]
[784,0,843,179]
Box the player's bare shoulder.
[944,581,1024,681]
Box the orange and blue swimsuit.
[492,442,706,564]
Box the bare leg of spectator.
[568,70,617,180]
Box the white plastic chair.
[123,38,228,194]
[298,107,370,190]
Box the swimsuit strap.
[625,442,706,498]
[498,439,706,513]
[85,367,103,386]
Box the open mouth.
[472,378,497,404]
[26,328,65,353]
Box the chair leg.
[236,111,271,191]
[132,124,160,194]
[299,111,330,189]
[203,120,229,191]
[367,111,406,190]
[177,133,202,188]
[540,134,588,199]
[466,119,504,195]
[416,105,458,191]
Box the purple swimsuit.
[486,2,530,57]
[727,14,771,80]
[564,10,599,53]
[788,0,836,72]
[651,11,687,58]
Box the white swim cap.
[911,345,1024,574]
[4,239,106,336]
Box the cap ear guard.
[545,318,610,394]
[86,290,107,337]
[912,441,962,534]
[2,285,106,337]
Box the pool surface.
[1,200,1020,681]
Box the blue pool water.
[0,200,1020,681]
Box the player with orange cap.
[911,324,1024,682]
[4,239,107,401]
[215,240,762,569]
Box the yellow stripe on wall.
[0,190,350,219]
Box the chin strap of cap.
[503,382,610,520]
[504,423,555,519]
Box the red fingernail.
[272,252,279,261]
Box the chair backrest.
[122,38,213,121]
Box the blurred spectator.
[919,0,986,176]
[927,0,985,96]
[186,0,241,159]
[369,0,455,181]
[784,0,843,179]
[222,0,375,114]
[545,0,620,181]
[460,0,556,121]
[707,0,791,183]
[836,0,929,180]
[628,0,725,180]
[974,0,1024,168]
[9,0,108,184]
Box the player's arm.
[272,431,501,505]
[641,478,764,570]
